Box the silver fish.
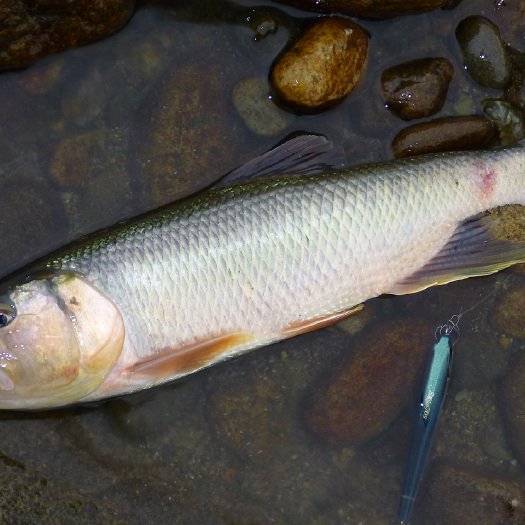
[1,142,525,409]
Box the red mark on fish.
[472,162,497,197]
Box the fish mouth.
[0,274,125,410]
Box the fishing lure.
[398,272,513,523]
[398,314,457,523]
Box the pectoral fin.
[390,214,525,295]
[124,332,254,379]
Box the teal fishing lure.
[398,315,456,523]
[398,272,512,523]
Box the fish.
[1,136,525,409]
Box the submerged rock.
[381,57,453,120]
[304,319,431,445]
[134,62,247,206]
[422,461,525,524]
[489,282,525,338]
[232,77,294,136]
[270,0,450,19]
[392,116,493,158]
[456,16,512,90]
[0,0,136,70]
[207,328,349,464]
[271,17,368,113]
[453,332,509,390]
[482,99,525,146]
[499,349,525,468]
[50,133,97,187]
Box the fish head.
[0,273,124,409]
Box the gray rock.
[456,16,512,90]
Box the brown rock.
[392,116,493,158]
[381,57,453,120]
[271,17,368,113]
[0,0,135,70]
[422,461,525,524]
[270,0,450,19]
[499,349,525,467]
[304,319,431,445]
[134,62,248,206]
[490,283,525,338]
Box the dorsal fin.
[215,134,346,189]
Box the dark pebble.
[456,16,512,90]
[391,116,493,158]
[381,57,454,120]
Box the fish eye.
[0,303,16,328]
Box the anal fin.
[282,304,364,338]
[390,213,525,295]
[124,332,254,380]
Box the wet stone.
[489,283,525,338]
[421,461,525,524]
[391,116,493,158]
[269,0,450,19]
[0,0,136,70]
[381,57,453,120]
[303,319,431,446]
[482,99,525,147]
[499,349,525,467]
[271,17,368,113]
[456,16,512,90]
[232,77,294,136]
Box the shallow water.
[0,1,524,524]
